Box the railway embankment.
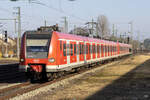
[20,53,150,100]
[0,58,19,64]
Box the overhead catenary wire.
[30,1,88,22]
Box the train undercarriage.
[24,56,127,83]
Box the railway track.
[0,63,27,83]
[0,55,131,100]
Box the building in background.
[0,33,16,58]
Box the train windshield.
[26,33,51,58]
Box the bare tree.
[97,15,110,39]
[69,27,90,37]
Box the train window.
[103,45,105,53]
[82,44,84,54]
[89,45,91,54]
[86,44,88,54]
[110,46,112,52]
[113,46,115,52]
[92,45,95,54]
[60,41,62,51]
[74,44,76,55]
[108,46,109,53]
[105,46,107,53]
[110,46,111,53]
[106,46,107,53]
[77,44,79,55]
[97,45,99,54]
[113,46,114,52]
[70,44,73,56]
[95,44,97,53]
[92,45,94,54]
[99,45,101,54]
[79,44,82,54]
[67,44,70,56]
[63,43,66,56]
[104,46,107,52]
[90,45,92,54]
[94,45,95,53]
[114,46,115,52]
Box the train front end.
[19,31,54,82]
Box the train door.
[90,43,93,59]
[112,45,114,56]
[70,41,76,63]
[76,41,79,63]
[105,45,107,57]
[60,41,67,65]
[97,44,100,58]
[117,43,120,55]
[114,46,115,55]
[74,43,77,62]
[92,43,96,59]
[108,45,110,57]
[101,44,104,57]
[99,44,101,58]
[84,42,86,63]
[115,46,116,55]
[79,42,84,62]
[66,41,70,65]
[111,45,112,56]
[86,43,90,60]
[95,43,97,59]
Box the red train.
[19,30,132,82]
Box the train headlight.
[20,58,24,62]
[49,58,55,63]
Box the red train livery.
[19,31,132,81]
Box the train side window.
[97,45,99,54]
[103,45,105,53]
[86,44,88,54]
[60,41,62,51]
[92,45,95,54]
[63,43,66,56]
[89,45,91,54]
[90,45,92,54]
[82,44,84,54]
[114,46,115,52]
[77,44,79,55]
[105,46,107,53]
[99,45,101,54]
[110,46,111,53]
[74,44,76,55]
[67,44,70,56]
[95,45,97,54]
[94,45,96,53]
[110,46,112,52]
[105,46,106,53]
[70,44,73,56]
[79,44,82,54]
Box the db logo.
[33,59,39,63]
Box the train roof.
[55,31,131,47]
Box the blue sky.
[0,0,150,41]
